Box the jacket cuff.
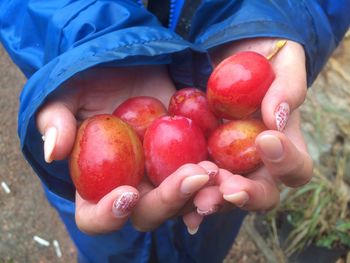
[190,0,344,87]
[18,26,209,200]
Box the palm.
[56,66,175,121]
[37,39,313,234]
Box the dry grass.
[228,33,350,262]
[272,32,350,258]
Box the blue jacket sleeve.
[0,0,209,200]
[189,0,350,86]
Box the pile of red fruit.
[69,51,275,202]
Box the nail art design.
[197,205,221,216]
[275,102,290,131]
[207,170,217,185]
[112,192,139,217]
[207,170,217,178]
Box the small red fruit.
[168,87,221,137]
[207,51,275,120]
[143,115,208,186]
[208,119,267,174]
[113,96,167,141]
[69,114,144,203]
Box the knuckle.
[156,187,178,209]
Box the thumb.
[36,100,77,162]
[75,186,140,235]
[261,41,307,131]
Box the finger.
[218,168,280,212]
[136,178,197,216]
[75,186,139,235]
[261,41,307,131]
[194,186,224,216]
[195,162,230,216]
[182,211,204,235]
[197,160,219,185]
[131,163,209,232]
[256,110,313,187]
[36,87,80,162]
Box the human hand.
[183,39,314,233]
[36,66,214,234]
[74,162,212,234]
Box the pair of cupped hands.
[37,38,313,235]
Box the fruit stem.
[266,40,287,60]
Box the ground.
[1,34,349,262]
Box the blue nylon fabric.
[18,27,211,200]
[44,187,154,263]
[44,185,247,263]
[189,0,350,86]
[0,0,349,262]
[169,0,185,30]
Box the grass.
[276,34,350,256]
[267,144,350,256]
[285,174,348,254]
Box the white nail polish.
[44,127,58,163]
[223,191,249,208]
[187,226,199,235]
[180,174,209,195]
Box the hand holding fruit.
[180,39,314,233]
[35,38,314,235]
[36,66,213,234]
[185,39,314,229]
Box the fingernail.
[181,174,209,195]
[187,226,199,235]
[112,192,139,218]
[207,170,217,185]
[257,134,283,161]
[44,127,58,163]
[223,191,249,207]
[197,205,221,216]
[275,102,290,131]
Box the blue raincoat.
[0,0,349,262]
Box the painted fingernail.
[112,192,139,218]
[181,174,209,195]
[257,134,283,161]
[197,205,221,216]
[187,226,199,235]
[207,170,217,185]
[223,191,249,207]
[275,102,290,131]
[44,127,58,163]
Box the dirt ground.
[1,34,349,262]
[0,47,76,262]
